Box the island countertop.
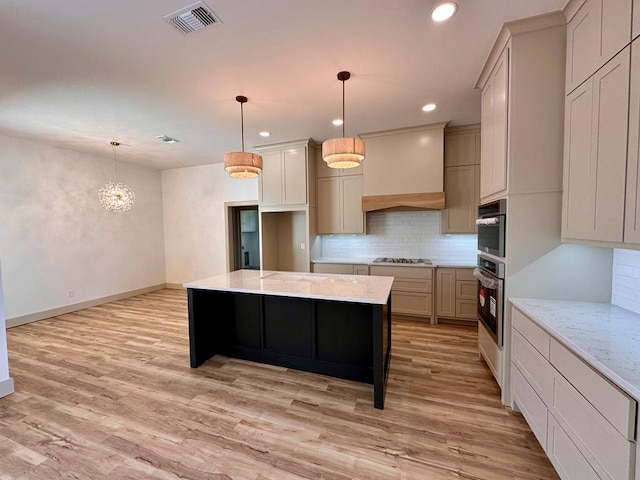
[184,269,394,305]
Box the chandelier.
[322,71,365,169]
[98,141,136,212]
[224,96,263,178]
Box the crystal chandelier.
[224,96,263,178]
[322,71,365,169]
[98,141,136,212]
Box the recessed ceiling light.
[431,2,457,22]
[332,119,344,126]
[259,131,271,137]
[156,134,179,143]
[422,103,437,112]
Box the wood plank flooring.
[0,289,559,479]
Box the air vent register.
[163,1,222,35]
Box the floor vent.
[163,1,222,35]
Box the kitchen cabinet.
[625,40,640,243]
[635,0,640,40]
[317,174,364,235]
[476,12,566,204]
[312,263,368,275]
[562,46,630,243]
[257,138,317,208]
[511,307,637,480]
[369,265,433,322]
[442,125,480,234]
[565,0,632,95]
[435,268,477,324]
[360,123,446,211]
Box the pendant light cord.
[240,101,245,153]
[342,78,346,138]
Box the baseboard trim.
[0,377,14,398]
[6,284,167,328]
[165,283,186,290]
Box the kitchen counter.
[311,257,476,268]
[509,297,640,402]
[185,269,393,408]
[184,269,393,304]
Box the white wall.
[162,163,258,284]
[612,248,640,314]
[0,260,13,398]
[0,133,166,320]
[320,211,478,262]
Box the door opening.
[230,205,260,271]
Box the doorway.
[229,205,260,271]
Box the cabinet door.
[480,78,495,199]
[341,175,364,234]
[625,39,640,243]
[444,130,479,167]
[436,269,456,317]
[566,0,600,93]
[317,177,340,234]
[491,47,509,197]
[442,165,479,234]
[260,151,283,205]
[282,148,307,205]
[635,0,640,40]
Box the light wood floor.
[0,289,559,479]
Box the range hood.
[362,192,445,212]
[359,122,447,213]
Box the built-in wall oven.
[476,199,506,257]
[474,254,505,347]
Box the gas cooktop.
[373,257,432,265]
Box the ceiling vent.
[163,1,222,35]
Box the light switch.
[300,242,306,250]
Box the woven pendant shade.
[224,152,263,178]
[322,137,365,169]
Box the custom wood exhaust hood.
[362,192,445,212]
[360,122,447,213]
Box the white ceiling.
[0,0,566,170]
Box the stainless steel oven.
[474,254,504,347]
[476,199,506,257]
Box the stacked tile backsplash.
[320,211,478,263]
[612,248,640,315]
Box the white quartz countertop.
[184,269,394,305]
[311,257,476,268]
[509,297,640,402]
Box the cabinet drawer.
[512,366,548,449]
[512,308,550,359]
[547,413,600,480]
[455,280,476,299]
[550,338,636,440]
[312,263,354,275]
[455,268,476,281]
[551,370,635,480]
[512,330,553,404]
[393,278,432,293]
[455,299,477,319]
[392,291,432,317]
[369,265,433,280]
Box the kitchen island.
[184,270,394,409]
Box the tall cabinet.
[256,138,321,273]
[475,11,614,406]
[562,0,639,248]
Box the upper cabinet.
[562,0,640,247]
[635,0,640,40]
[256,138,317,209]
[565,0,632,94]
[442,125,480,234]
[476,12,566,204]
[317,156,364,234]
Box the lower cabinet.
[312,263,369,275]
[511,307,637,480]
[369,265,433,322]
[435,268,477,323]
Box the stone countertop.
[311,257,476,268]
[509,297,640,402]
[184,269,394,305]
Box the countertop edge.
[312,258,476,268]
[509,297,640,402]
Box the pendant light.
[98,141,136,213]
[224,96,263,179]
[322,71,365,169]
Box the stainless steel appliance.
[474,254,504,346]
[372,257,432,265]
[476,199,506,257]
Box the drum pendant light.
[224,96,263,179]
[322,71,365,169]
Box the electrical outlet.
[67,290,74,298]
[300,242,305,250]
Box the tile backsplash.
[612,248,640,315]
[320,211,478,262]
